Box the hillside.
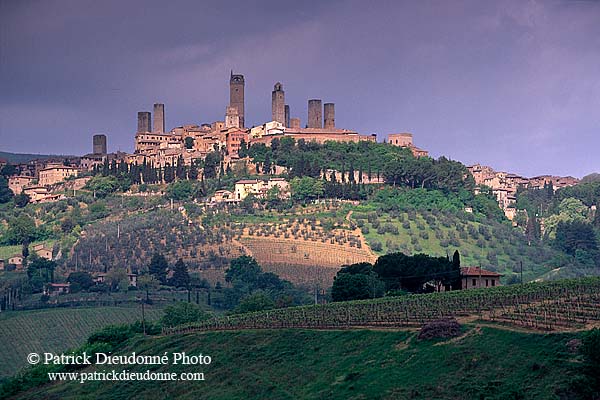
[0,307,163,379]
[0,151,69,164]
[352,207,559,282]
[61,193,567,288]
[166,278,600,334]
[9,327,587,399]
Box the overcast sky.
[1,0,599,178]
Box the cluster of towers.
[227,72,336,130]
[137,103,165,133]
[135,72,338,135]
[270,83,335,129]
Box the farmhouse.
[22,186,65,203]
[209,189,236,204]
[461,267,502,289]
[234,178,289,201]
[94,273,138,287]
[33,244,53,260]
[8,175,35,194]
[8,255,24,270]
[44,283,71,296]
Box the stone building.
[39,164,78,186]
[250,125,376,146]
[226,129,249,157]
[234,178,289,201]
[33,244,53,260]
[460,267,502,289]
[387,133,429,157]
[8,255,24,270]
[8,175,34,194]
[225,106,240,129]
[23,185,64,203]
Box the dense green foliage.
[248,140,475,199]
[148,252,169,284]
[160,302,211,328]
[331,262,385,301]
[170,258,191,288]
[216,256,310,310]
[67,271,95,292]
[515,181,600,271]
[373,252,460,292]
[0,176,14,204]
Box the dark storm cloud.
[0,0,599,177]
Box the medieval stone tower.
[271,82,285,124]
[324,103,335,129]
[153,103,165,133]
[137,111,151,133]
[308,99,322,128]
[284,105,290,128]
[229,71,245,128]
[93,134,107,155]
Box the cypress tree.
[170,258,190,288]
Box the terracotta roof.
[460,267,502,277]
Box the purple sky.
[1,0,599,178]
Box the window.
[485,279,489,287]
[472,279,476,287]
[492,280,496,287]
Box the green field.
[9,326,588,399]
[0,307,164,379]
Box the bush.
[161,302,212,328]
[371,240,383,252]
[234,291,275,314]
[87,324,133,347]
[418,318,462,340]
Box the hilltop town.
[2,71,580,217]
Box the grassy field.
[0,306,164,379]
[10,326,587,399]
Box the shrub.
[371,240,383,252]
[418,318,462,340]
[161,302,212,328]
